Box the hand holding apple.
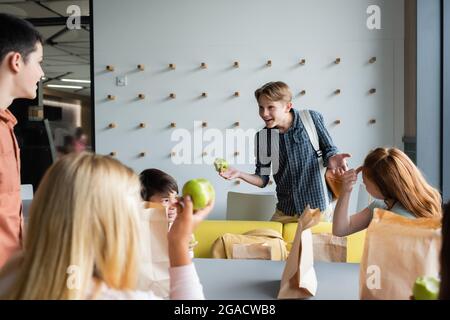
[168,195,214,267]
[218,167,241,180]
[182,178,215,210]
[168,194,214,245]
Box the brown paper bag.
[325,170,343,200]
[232,243,272,260]
[313,233,347,262]
[360,209,442,300]
[137,202,170,298]
[278,206,321,299]
[211,229,288,261]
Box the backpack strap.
[298,110,330,208]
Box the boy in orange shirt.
[0,13,44,268]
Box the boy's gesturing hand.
[219,167,240,180]
[328,153,352,175]
[341,166,362,193]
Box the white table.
[194,258,360,300]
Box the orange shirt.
[0,109,23,269]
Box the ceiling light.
[47,84,83,89]
[61,78,91,84]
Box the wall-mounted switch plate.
[116,76,127,86]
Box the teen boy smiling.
[219,81,350,222]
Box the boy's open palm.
[219,167,240,180]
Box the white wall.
[93,0,404,219]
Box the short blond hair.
[254,81,292,103]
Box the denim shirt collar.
[287,108,305,143]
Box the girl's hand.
[168,195,214,245]
[219,167,240,180]
[341,167,362,193]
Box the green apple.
[196,178,215,200]
[413,276,440,300]
[214,158,229,173]
[182,178,215,210]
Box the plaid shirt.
[254,108,338,215]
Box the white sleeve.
[169,263,205,300]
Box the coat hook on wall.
[108,123,117,129]
[334,119,341,125]
[170,151,177,157]
[201,92,208,98]
[299,59,306,65]
[235,180,241,185]
[233,61,240,68]
[234,151,240,156]
[107,94,116,100]
[106,65,114,72]
[137,64,145,71]
[139,151,146,157]
[266,60,272,67]
[334,58,341,64]
[170,122,176,128]
[369,88,377,94]
[138,93,145,100]
[300,90,306,96]
[169,63,176,70]
[234,121,240,127]
[109,151,117,157]
[169,93,176,99]
[334,89,341,95]
[202,121,208,128]
[369,119,377,124]
[202,151,208,157]
[200,62,207,69]
[139,122,146,128]
[369,57,377,64]
[234,91,240,97]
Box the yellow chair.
[194,220,366,263]
[194,220,283,258]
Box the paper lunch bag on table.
[359,209,442,300]
[312,233,347,263]
[211,229,288,261]
[137,202,170,298]
[278,206,321,299]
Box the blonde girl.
[0,152,212,299]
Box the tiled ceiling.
[0,0,91,95]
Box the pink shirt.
[0,254,204,300]
[0,109,23,269]
[92,264,205,300]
